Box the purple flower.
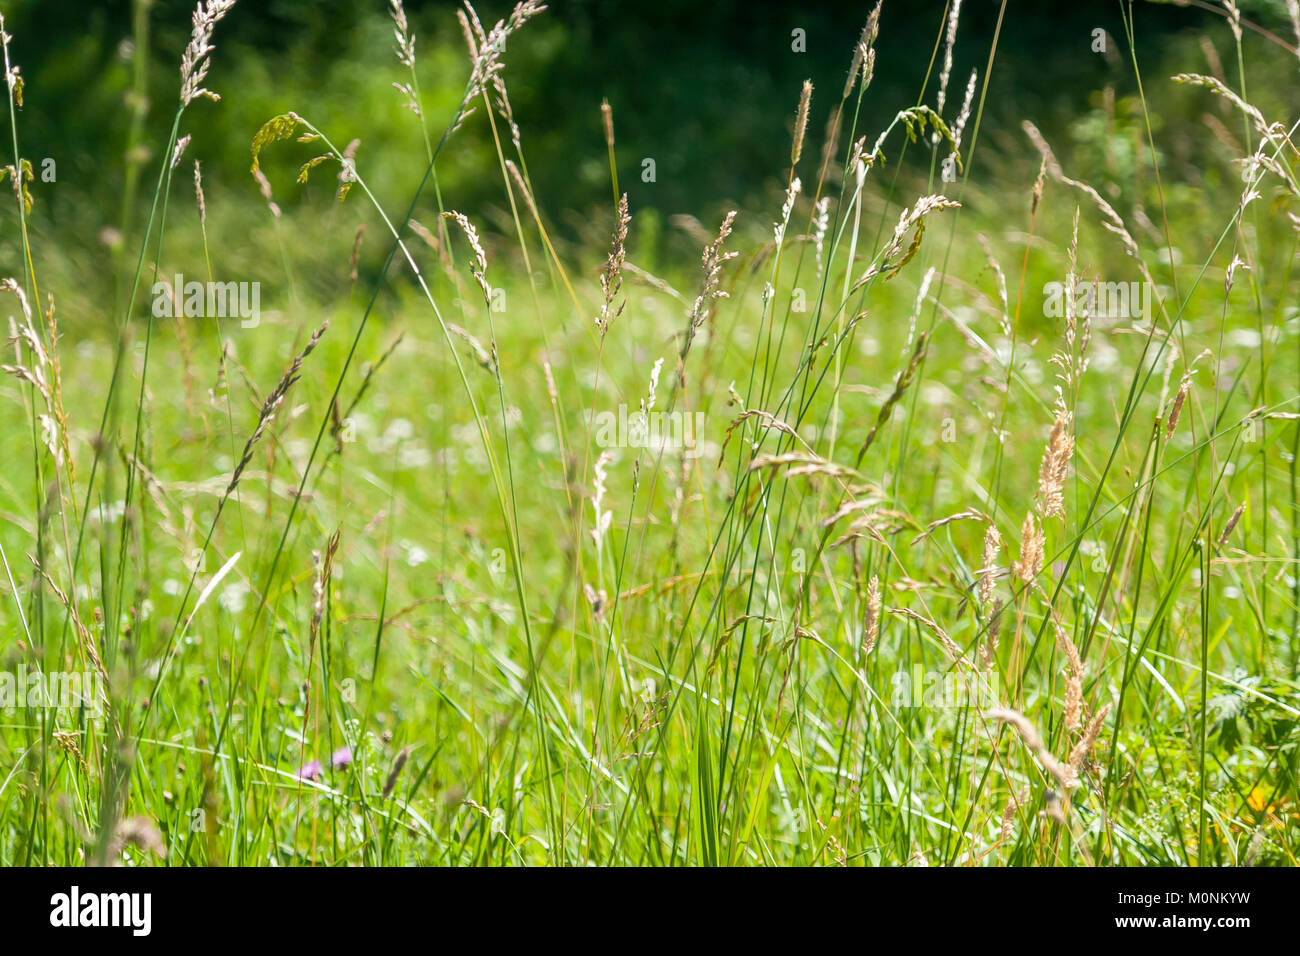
[331,746,353,770]
[297,760,322,781]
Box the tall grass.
[1,0,1298,866]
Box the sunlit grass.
[1,0,1297,867]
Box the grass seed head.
[863,574,881,659]
[791,80,812,165]
[180,0,237,106]
[1014,512,1044,583]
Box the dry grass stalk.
[844,3,881,99]
[337,332,404,435]
[210,338,229,407]
[1216,503,1246,551]
[31,559,110,694]
[310,528,342,655]
[30,561,120,740]
[542,359,558,404]
[817,111,842,189]
[226,322,328,497]
[172,134,192,168]
[0,20,22,111]
[180,0,237,106]
[1050,610,1084,731]
[1035,409,1074,520]
[490,74,522,152]
[1023,120,1147,269]
[52,730,87,771]
[911,508,984,543]
[601,97,614,148]
[854,331,929,469]
[583,583,608,624]
[951,69,977,152]
[1013,512,1044,583]
[791,80,812,165]
[456,7,479,61]
[252,167,280,218]
[812,196,831,276]
[596,194,630,336]
[442,210,491,307]
[983,600,1003,672]
[193,161,210,226]
[382,746,412,800]
[987,707,1075,791]
[389,0,416,69]
[406,218,439,252]
[936,0,963,116]
[852,196,961,290]
[336,138,360,201]
[445,322,495,376]
[977,522,1003,669]
[1031,155,1046,215]
[999,784,1030,842]
[1172,73,1283,146]
[1224,253,1250,295]
[1166,376,1190,439]
[108,817,167,862]
[1043,791,1069,826]
[719,408,803,465]
[679,210,738,372]
[890,605,967,666]
[748,452,855,480]
[820,492,886,528]
[977,523,1001,610]
[3,278,47,394]
[589,451,613,549]
[977,234,1011,337]
[462,1,548,101]
[504,159,541,224]
[669,213,711,247]
[773,178,801,247]
[349,223,365,282]
[392,80,422,117]
[1053,208,1091,392]
[863,574,881,659]
[1068,703,1111,774]
[3,281,72,474]
[828,511,909,550]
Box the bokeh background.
[4,0,1298,310]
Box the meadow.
[0,0,1298,866]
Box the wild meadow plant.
[0,0,1298,866]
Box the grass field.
[1,0,1299,866]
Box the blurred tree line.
[2,0,1296,254]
